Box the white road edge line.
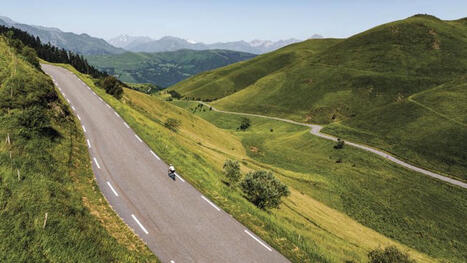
[66,98,70,103]
[135,134,143,142]
[77,114,81,120]
[201,195,220,211]
[150,150,161,160]
[106,104,111,109]
[131,214,149,234]
[244,230,272,252]
[124,122,130,128]
[82,125,86,132]
[170,261,175,263]
[93,157,101,169]
[72,106,76,110]
[114,112,120,118]
[106,181,119,197]
[87,139,91,148]
[175,173,185,182]
[99,97,103,102]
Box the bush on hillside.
[240,170,289,209]
[99,76,123,99]
[368,246,415,263]
[239,117,251,130]
[21,46,39,69]
[334,138,345,149]
[168,90,182,99]
[164,118,181,132]
[223,159,241,186]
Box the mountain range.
[0,15,319,55]
[0,16,124,55]
[108,35,318,54]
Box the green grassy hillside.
[86,49,256,87]
[0,37,157,262]
[172,100,467,263]
[58,64,448,262]
[171,15,467,179]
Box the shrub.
[13,106,51,138]
[239,117,251,130]
[368,246,415,263]
[334,138,345,149]
[241,170,290,209]
[21,46,39,69]
[168,90,182,99]
[100,76,123,99]
[223,159,241,186]
[164,118,181,132]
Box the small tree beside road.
[240,170,290,209]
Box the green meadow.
[170,15,467,180]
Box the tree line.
[0,25,105,78]
[0,25,127,99]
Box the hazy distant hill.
[107,34,153,49]
[87,49,256,87]
[0,16,124,55]
[110,35,303,54]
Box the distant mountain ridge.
[108,35,310,54]
[86,49,256,87]
[0,16,124,55]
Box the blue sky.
[2,0,466,43]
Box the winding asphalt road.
[201,103,467,189]
[42,64,290,263]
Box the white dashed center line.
[135,134,143,142]
[131,214,149,234]
[150,150,161,160]
[93,157,101,169]
[244,230,272,251]
[201,195,220,211]
[106,181,119,197]
[87,139,91,148]
[175,173,185,182]
[82,125,86,132]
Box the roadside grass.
[172,100,467,263]
[0,39,158,262]
[50,62,443,263]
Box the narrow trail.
[200,102,467,189]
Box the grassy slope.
[52,64,445,262]
[172,100,467,263]
[171,15,467,180]
[86,49,256,87]
[0,38,158,262]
